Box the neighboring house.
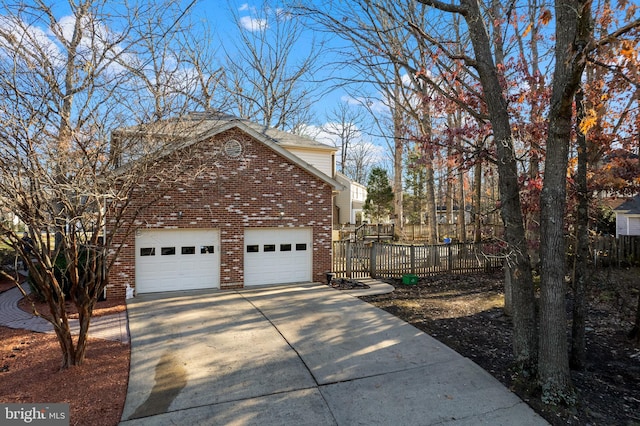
[106,111,342,299]
[334,172,367,225]
[436,205,472,225]
[614,195,640,237]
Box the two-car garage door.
[135,227,312,292]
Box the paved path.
[0,286,129,344]
[119,283,548,426]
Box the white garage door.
[244,228,312,286]
[135,229,220,293]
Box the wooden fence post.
[370,242,377,278]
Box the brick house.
[106,111,342,299]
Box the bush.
[28,253,73,303]
[26,246,105,303]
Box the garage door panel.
[244,228,312,286]
[136,229,220,293]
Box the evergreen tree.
[364,168,394,223]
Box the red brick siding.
[106,128,334,298]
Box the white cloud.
[300,122,386,164]
[0,15,63,66]
[239,15,267,31]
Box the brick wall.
[106,128,334,299]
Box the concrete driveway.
[119,283,547,425]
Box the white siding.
[616,213,640,237]
[284,148,334,177]
[351,183,367,202]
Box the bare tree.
[295,0,534,365]
[0,0,207,368]
[298,0,556,394]
[322,101,368,175]
[222,1,324,131]
[344,140,380,184]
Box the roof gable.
[113,111,343,191]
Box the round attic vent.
[223,139,243,158]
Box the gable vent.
[223,139,243,158]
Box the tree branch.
[415,0,468,15]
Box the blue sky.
[0,0,401,171]
[198,1,358,116]
[195,1,390,163]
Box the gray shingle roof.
[615,195,640,214]
[148,110,335,151]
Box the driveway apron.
[120,283,547,426]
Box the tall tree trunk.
[474,158,483,243]
[393,85,404,237]
[539,0,591,403]
[457,168,466,242]
[425,158,438,244]
[445,158,454,237]
[570,87,589,370]
[462,0,537,374]
[420,110,438,244]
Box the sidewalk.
[0,286,129,344]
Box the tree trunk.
[75,310,92,365]
[445,152,453,230]
[570,87,589,370]
[462,0,537,374]
[504,263,513,316]
[49,293,76,369]
[393,101,404,237]
[420,111,438,244]
[424,158,438,244]
[474,159,482,243]
[539,0,591,404]
[457,167,466,242]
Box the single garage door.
[135,228,220,293]
[244,228,312,286]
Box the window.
[140,248,155,256]
[296,243,307,251]
[182,246,196,255]
[200,246,215,254]
[246,245,259,253]
[280,244,292,252]
[161,247,176,255]
[264,244,276,252]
